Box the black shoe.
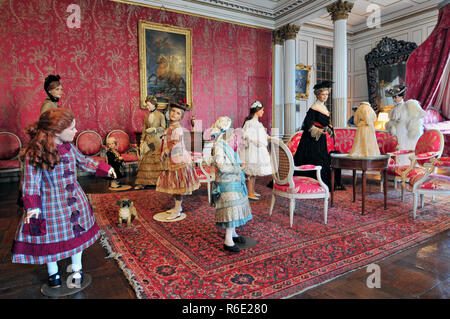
[223,244,241,253]
[233,236,246,244]
[48,272,62,288]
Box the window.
[316,46,333,110]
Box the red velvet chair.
[191,151,215,203]
[75,130,105,162]
[269,138,329,227]
[387,129,444,201]
[105,130,139,167]
[0,132,22,175]
[410,157,450,219]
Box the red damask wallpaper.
[0,0,272,144]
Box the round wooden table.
[330,153,390,215]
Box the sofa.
[285,128,398,157]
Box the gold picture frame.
[295,64,312,100]
[138,20,193,110]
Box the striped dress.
[211,140,252,228]
[156,123,199,195]
[11,142,111,264]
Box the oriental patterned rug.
[88,183,450,299]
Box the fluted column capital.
[280,24,300,41]
[272,28,284,45]
[327,0,354,21]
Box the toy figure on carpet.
[11,108,116,291]
[385,84,426,165]
[348,102,380,157]
[156,102,200,220]
[106,137,130,191]
[135,95,166,189]
[238,101,273,201]
[210,116,252,253]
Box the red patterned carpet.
[88,183,449,299]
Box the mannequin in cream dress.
[348,102,380,157]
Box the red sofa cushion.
[0,159,20,169]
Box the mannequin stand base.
[235,236,257,250]
[153,212,187,222]
[109,185,132,191]
[40,274,92,297]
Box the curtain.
[405,3,450,112]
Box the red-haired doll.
[11,108,115,289]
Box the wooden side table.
[330,153,390,215]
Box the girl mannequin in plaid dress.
[11,108,116,289]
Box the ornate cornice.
[326,0,354,21]
[280,23,300,40]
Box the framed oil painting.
[138,20,192,110]
[295,64,311,100]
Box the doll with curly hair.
[11,108,116,289]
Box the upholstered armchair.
[75,130,105,162]
[269,138,329,227]
[409,157,450,219]
[387,129,444,201]
[0,132,22,175]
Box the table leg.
[352,170,356,202]
[331,167,335,207]
[383,168,388,209]
[361,170,366,215]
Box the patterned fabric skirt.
[156,164,200,195]
[135,152,163,186]
[215,190,252,229]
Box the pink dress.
[156,123,200,195]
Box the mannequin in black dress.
[293,81,344,190]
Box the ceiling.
[120,0,443,31]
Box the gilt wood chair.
[269,138,329,227]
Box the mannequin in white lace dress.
[238,101,273,201]
[385,85,426,165]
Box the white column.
[332,19,348,128]
[282,24,300,139]
[327,0,354,128]
[272,29,284,138]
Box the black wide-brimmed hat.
[313,81,333,91]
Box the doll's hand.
[240,163,246,170]
[108,167,117,179]
[146,127,157,134]
[24,208,41,224]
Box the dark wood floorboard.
[0,173,448,299]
